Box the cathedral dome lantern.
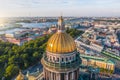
[58,16,65,31]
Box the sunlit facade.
[81,54,115,73]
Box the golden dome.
[46,32,76,54]
[16,71,25,80]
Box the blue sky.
[0,0,120,17]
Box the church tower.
[41,16,81,80]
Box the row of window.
[82,60,114,70]
[47,55,76,63]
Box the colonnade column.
[66,73,69,80]
[54,73,56,80]
[55,73,60,80]
[72,71,74,80]
[77,69,79,79]
[50,72,53,80]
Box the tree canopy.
[0,35,51,79]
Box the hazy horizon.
[0,0,120,17]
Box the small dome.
[46,32,76,54]
[16,71,25,80]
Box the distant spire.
[58,16,65,32]
[26,71,29,77]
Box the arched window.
[57,58,59,62]
[62,58,64,62]
[70,57,71,60]
[66,58,68,62]
[73,56,75,60]
[53,57,55,61]
[50,56,52,61]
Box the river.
[0,19,90,35]
[0,22,57,34]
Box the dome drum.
[41,53,81,70]
[46,51,77,63]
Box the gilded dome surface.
[46,32,76,54]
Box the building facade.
[81,54,115,73]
